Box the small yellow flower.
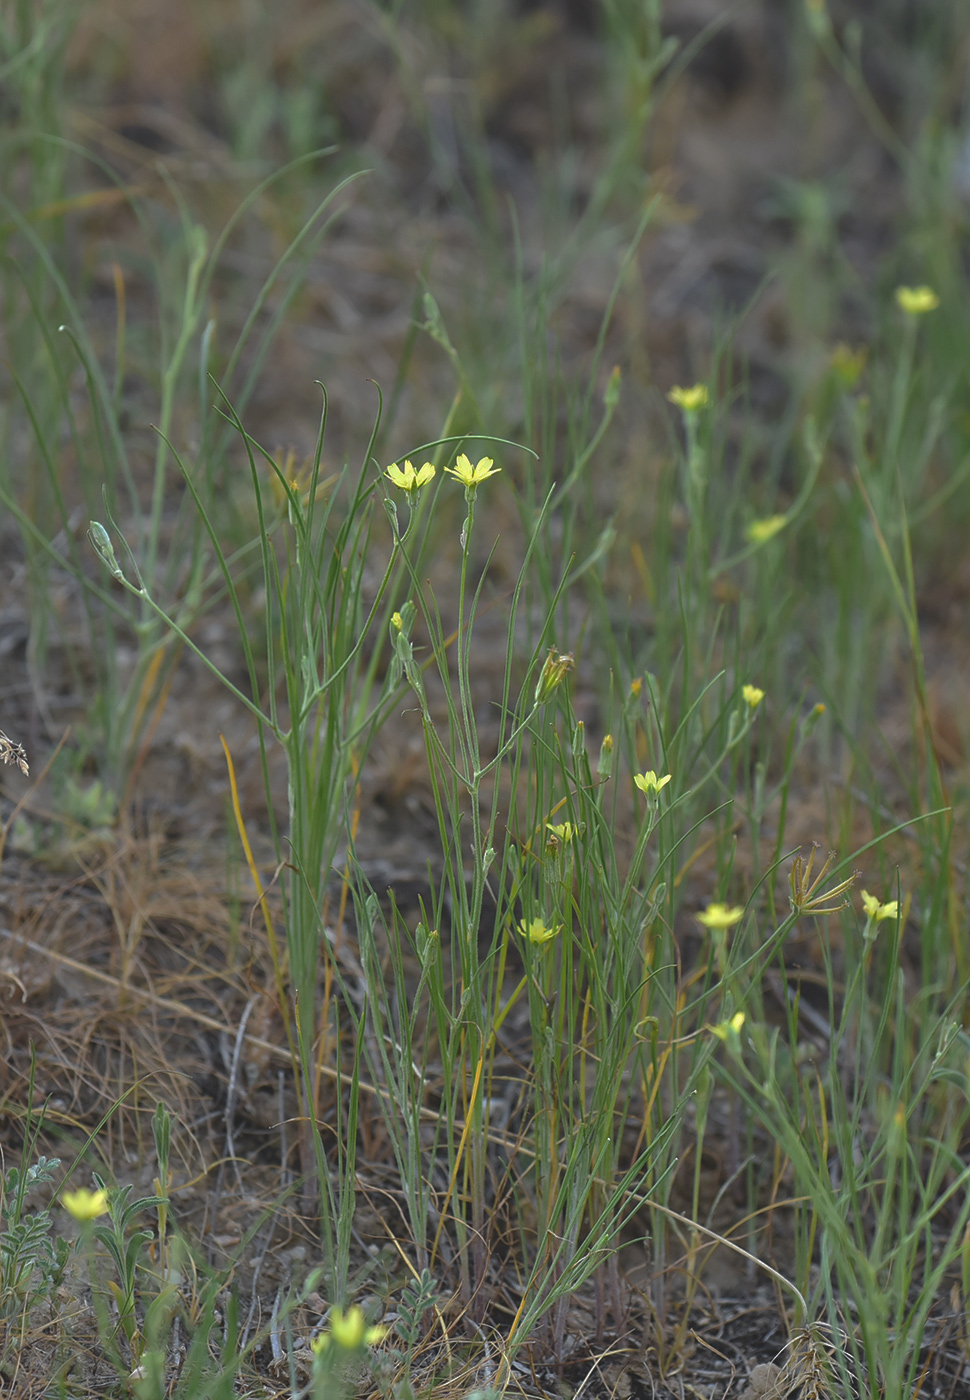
[745,515,786,545]
[696,903,745,930]
[634,771,671,796]
[385,459,436,492]
[318,1306,387,1352]
[391,612,403,631]
[63,1188,110,1221]
[860,890,898,924]
[742,684,765,709]
[894,286,939,316]
[518,917,561,945]
[546,822,575,843]
[446,453,500,488]
[667,383,709,412]
[812,702,825,716]
[710,1011,746,1041]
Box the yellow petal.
[63,1187,110,1221]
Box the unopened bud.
[604,364,622,409]
[534,649,574,705]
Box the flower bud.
[534,649,575,705]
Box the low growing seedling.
[0,1154,71,1362]
[394,1267,439,1376]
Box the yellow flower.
[710,1011,746,1041]
[63,1188,110,1221]
[391,612,403,631]
[860,890,898,924]
[745,515,786,545]
[634,771,671,796]
[667,383,709,412]
[446,453,500,488]
[546,822,575,843]
[385,459,436,492]
[696,903,745,930]
[894,286,939,316]
[518,917,561,945]
[315,1306,387,1353]
[742,684,765,709]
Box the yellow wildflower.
[745,515,786,545]
[634,771,671,796]
[314,1306,386,1353]
[742,684,765,709]
[696,903,745,930]
[546,822,575,843]
[894,286,939,316]
[391,612,403,631]
[710,1011,746,1041]
[860,890,898,924]
[385,460,436,493]
[63,1188,110,1221]
[666,384,709,412]
[518,917,561,945]
[446,453,500,488]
